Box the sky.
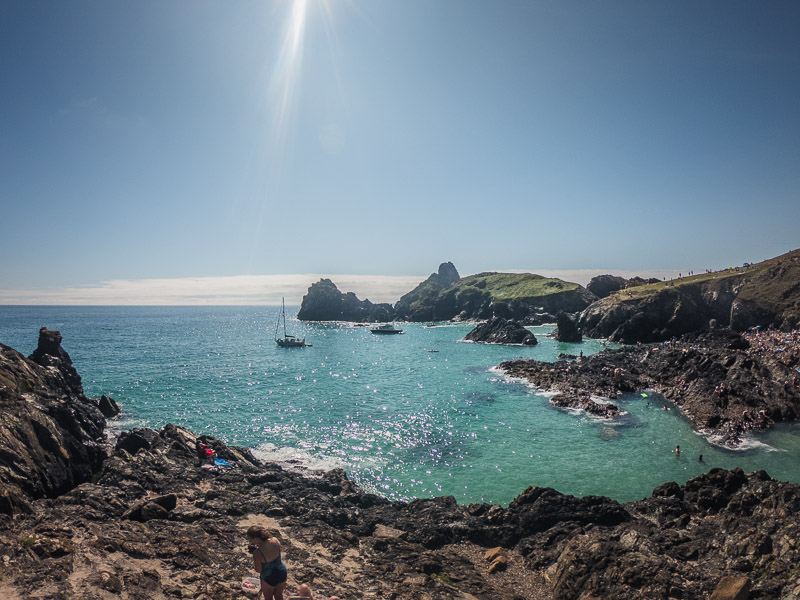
[1,1,798,304]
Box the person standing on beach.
[247,525,288,600]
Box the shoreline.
[4,329,800,598]
[500,328,800,448]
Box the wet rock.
[464,318,538,345]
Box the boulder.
[464,318,538,346]
[586,274,627,299]
[710,576,751,600]
[97,394,121,418]
[552,311,582,343]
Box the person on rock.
[247,525,288,600]
[290,582,341,600]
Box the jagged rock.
[394,262,461,321]
[28,327,84,396]
[297,279,393,322]
[464,318,538,345]
[97,394,121,418]
[3,332,800,599]
[0,333,107,515]
[500,328,799,446]
[552,311,582,343]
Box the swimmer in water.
[675,445,680,457]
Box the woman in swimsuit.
[247,525,288,600]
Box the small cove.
[2,305,799,505]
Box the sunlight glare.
[269,0,310,151]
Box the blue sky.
[1,1,798,303]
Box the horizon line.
[0,269,683,306]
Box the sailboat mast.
[282,297,288,337]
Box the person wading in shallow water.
[247,525,288,600]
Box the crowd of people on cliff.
[744,327,800,387]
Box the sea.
[2,305,800,506]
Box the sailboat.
[275,298,308,347]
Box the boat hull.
[276,338,306,347]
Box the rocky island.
[3,329,800,599]
[298,263,597,324]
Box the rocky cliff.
[0,328,116,515]
[393,262,461,321]
[399,271,597,323]
[580,249,800,343]
[3,331,800,599]
[297,279,394,322]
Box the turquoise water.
[2,305,799,505]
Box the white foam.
[251,442,349,474]
[695,429,779,452]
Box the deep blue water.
[2,305,799,505]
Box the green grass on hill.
[452,272,581,300]
[606,249,800,311]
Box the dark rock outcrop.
[552,310,582,343]
[586,275,661,300]
[408,271,597,323]
[464,317,538,345]
[393,262,461,321]
[0,330,108,514]
[580,250,800,343]
[297,279,393,322]
[501,328,800,446]
[586,274,628,299]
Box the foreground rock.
[464,317,538,345]
[4,422,800,599]
[0,328,108,514]
[4,331,800,599]
[501,328,800,446]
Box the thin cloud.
[0,269,682,306]
[0,274,427,306]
